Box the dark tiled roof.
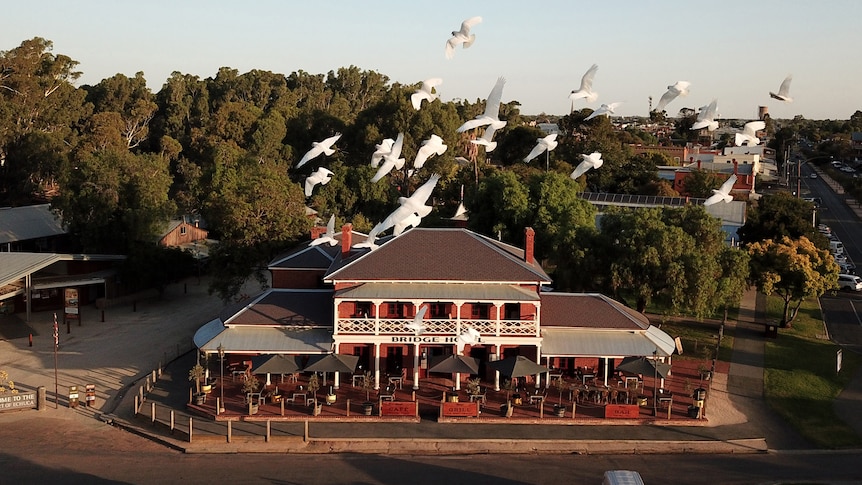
[540,293,649,330]
[225,289,334,327]
[326,228,550,283]
[268,231,370,270]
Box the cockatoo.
[371,133,406,183]
[571,152,603,179]
[411,78,443,110]
[370,138,395,168]
[470,124,501,152]
[691,100,719,131]
[304,167,334,197]
[583,102,622,121]
[296,133,341,168]
[568,64,599,103]
[523,134,558,163]
[309,214,337,247]
[456,77,507,133]
[445,16,482,59]
[654,81,691,113]
[405,306,428,335]
[413,134,447,169]
[456,327,480,353]
[703,174,738,206]
[377,174,440,234]
[734,121,766,146]
[769,75,793,102]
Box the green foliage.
[188,364,205,394]
[748,236,839,327]
[121,242,197,295]
[739,192,826,248]
[680,170,725,198]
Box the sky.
[4,1,862,121]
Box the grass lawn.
[764,295,862,449]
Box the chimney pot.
[524,227,535,265]
[341,224,353,258]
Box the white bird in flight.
[571,152,603,179]
[568,64,599,103]
[734,120,766,146]
[371,133,406,183]
[583,102,622,121]
[653,81,691,113]
[703,174,738,206]
[371,138,395,168]
[309,214,337,247]
[393,212,422,236]
[413,134,447,170]
[376,174,441,235]
[296,133,341,168]
[470,124,501,152]
[304,167,334,197]
[691,100,719,131]
[352,224,382,251]
[405,306,428,335]
[523,134,558,163]
[769,75,793,103]
[411,78,443,110]
[445,16,482,59]
[456,327,480,353]
[456,77,507,133]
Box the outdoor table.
[581,373,595,383]
[657,390,673,407]
[469,393,486,404]
[291,392,307,405]
[529,395,545,406]
[625,376,642,389]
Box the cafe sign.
[64,288,79,320]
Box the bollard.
[266,420,271,442]
[304,420,309,442]
[134,395,139,415]
[151,402,156,424]
[227,419,232,443]
[189,417,193,443]
[280,399,285,416]
[346,399,350,417]
[216,397,221,416]
[170,410,175,434]
[29,333,32,347]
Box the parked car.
[830,240,845,255]
[837,274,862,291]
[810,173,818,179]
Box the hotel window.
[388,303,407,318]
[471,303,490,320]
[355,302,371,318]
[504,303,520,320]
[429,303,448,318]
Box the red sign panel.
[64,288,79,320]
[604,404,640,419]
[380,401,415,416]
[441,402,479,417]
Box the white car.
[810,173,818,179]
[838,274,862,291]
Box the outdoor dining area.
[187,352,711,423]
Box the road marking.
[851,300,862,326]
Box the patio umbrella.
[250,354,301,382]
[488,355,549,378]
[428,354,480,375]
[303,353,360,374]
[616,356,670,379]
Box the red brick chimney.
[524,227,535,265]
[341,223,352,259]
[732,159,738,175]
[310,226,327,240]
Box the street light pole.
[217,343,225,414]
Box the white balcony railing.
[336,317,537,336]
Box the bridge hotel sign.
[0,391,38,412]
[390,336,480,344]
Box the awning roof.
[540,327,675,358]
[195,319,332,354]
[335,282,540,301]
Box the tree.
[747,236,839,327]
[679,170,725,198]
[738,192,826,248]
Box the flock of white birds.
[297,16,796,238]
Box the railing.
[336,317,537,336]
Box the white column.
[494,347,501,391]
[412,344,420,390]
[603,358,610,386]
[334,370,341,389]
[373,343,381,390]
[534,348,542,389]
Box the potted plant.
[500,378,517,414]
[553,378,566,417]
[242,375,261,414]
[360,371,375,415]
[307,373,321,414]
[465,377,481,398]
[188,363,206,405]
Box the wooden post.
[146,376,151,392]
[346,398,350,417]
[266,420,271,442]
[152,370,157,384]
[571,402,576,420]
[667,398,672,420]
[280,399,285,416]
[170,410,175,434]
[151,402,156,424]
[539,402,543,419]
[216,398,220,416]
[227,419,232,443]
[412,390,416,401]
[134,395,139,415]
[189,417,193,443]
[416,400,419,417]
[303,420,309,442]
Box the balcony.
[336,317,537,336]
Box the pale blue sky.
[4,1,861,120]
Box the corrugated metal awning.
[541,327,675,358]
[195,321,332,354]
[335,282,540,301]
